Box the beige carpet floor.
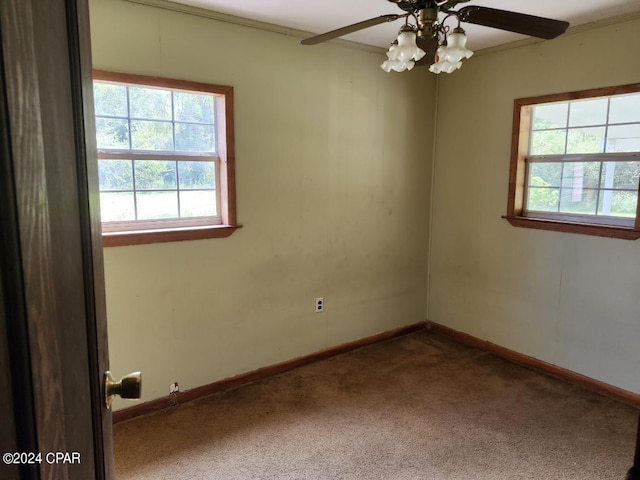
[114,329,638,479]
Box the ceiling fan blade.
[301,14,403,45]
[457,6,569,40]
[415,35,439,67]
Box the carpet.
[114,329,637,479]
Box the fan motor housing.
[387,0,465,12]
[387,0,428,12]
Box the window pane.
[609,94,640,124]
[527,187,559,212]
[129,86,172,120]
[598,190,638,217]
[100,192,135,222]
[559,187,598,215]
[175,123,215,152]
[98,160,133,191]
[94,83,127,117]
[95,117,129,149]
[606,124,640,153]
[566,127,605,154]
[180,190,217,217]
[130,120,173,151]
[532,103,567,130]
[528,162,562,187]
[174,92,214,123]
[134,160,177,190]
[530,129,566,155]
[568,98,608,127]
[600,161,640,190]
[562,162,601,189]
[178,161,216,189]
[136,191,178,219]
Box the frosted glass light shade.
[380,41,416,72]
[429,47,462,74]
[442,30,473,63]
[429,59,462,74]
[396,31,426,62]
[381,58,415,72]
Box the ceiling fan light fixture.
[301,4,568,75]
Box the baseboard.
[112,396,176,423]
[427,321,640,408]
[113,321,428,423]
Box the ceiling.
[166,0,640,50]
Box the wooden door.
[0,0,113,479]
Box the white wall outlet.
[170,382,179,394]
[315,297,324,313]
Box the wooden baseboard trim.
[427,321,640,408]
[113,321,428,423]
[112,395,176,423]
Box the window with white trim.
[505,84,640,240]
[93,71,238,247]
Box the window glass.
[559,187,598,215]
[96,118,129,149]
[134,160,177,190]
[598,191,638,217]
[178,161,216,190]
[568,98,608,127]
[566,127,605,154]
[528,162,562,187]
[530,129,566,155]
[600,161,640,190]
[606,125,640,153]
[561,162,600,189]
[94,83,128,117]
[129,87,172,120]
[609,95,640,124]
[95,82,217,221]
[527,93,640,222]
[130,120,174,151]
[526,188,560,212]
[532,103,567,130]
[136,191,179,219]
[174,92,214,123]
[175,123,215,152]
[99,192,135,222]
[180,190,217,217]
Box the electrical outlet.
[170,382,179,394]
[315,297,324,313]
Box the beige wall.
[430,16,640,393]
[89,0,435,407]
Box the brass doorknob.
[104,371,142,409]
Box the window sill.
[503,215,640,240]
[102,224,242,247]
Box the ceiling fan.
[300,0,570,74]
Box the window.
[93,71,239,247]
[505,83,640,240]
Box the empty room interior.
[87,0,640,477]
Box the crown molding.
[475,10,640,57]
[124,0,386,54]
